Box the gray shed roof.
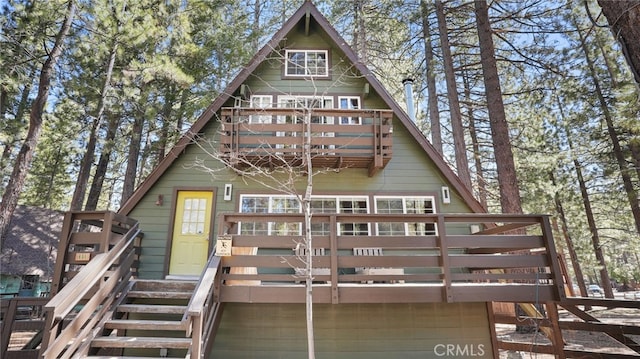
[1,205,62,279]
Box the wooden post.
[101,211,114,253]
[191,314,203,359]
[540,216,566,301]
[50,212,75,296]
[545,301,566,359]
[436,214,453,302]
[0,299,18,358]
[330,214,339,304]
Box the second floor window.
[285,50,328,77]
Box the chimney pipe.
[402,77,416,122]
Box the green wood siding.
[211,302,492,358]
[127,19,473,279]
[129,116,471,278]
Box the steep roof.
[119,1,484,215]
[0,205,62,279]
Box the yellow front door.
[168,191,214,276]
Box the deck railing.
[39,212,142,359]
[493,298,640,357]
[219,107,393,175]
[0,297,49,359]
[217,213,565,304]
[184,250,223,359]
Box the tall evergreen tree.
[474,0,522,214]
[0,0,75,242]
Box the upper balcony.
[219,107,393,176]
[214,213,566,304]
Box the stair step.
[117,304,187,314]
[127,290,193,300]
[105,319,187,331]
[87,357,173,359]
[133,279,196,292]
[91,336,191,349]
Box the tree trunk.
[252,0,261,50]
[156,86,176,162]
[0,0,75,242]
[121,104,145,205]
[69,36,118,211]
[353,0,368,63]
[553,93,590,299]
[597,0,640,84]
[70,118,99,210]
[475,0,531,332]
[303,111,315,359]
[575,16,640,237]
[1,68,35,181]
[630,140,640,181]
[420,0,442,155]
[574,154,614,298]
[550,172,588,298]
[435,0,472,190]
[463,71,487,209]
[474,0,522,214]
[85,114,120,211]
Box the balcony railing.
[214,213,565,304]
[219,107,393,176]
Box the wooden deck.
[216,213,565,304]
[219,107,393,176]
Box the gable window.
[338,96,361,124]
[285,50,328,77]
[375,196,437,236]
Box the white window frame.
[374,196,437,236]
[239,194,302,236]
[338,96,361,125]
[285,49,329,77]
[249,95,273,124]
[276,95,335,152]
[238,194,370,236]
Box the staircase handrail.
[184,249,222,359]
[44,222,139,320]
[40,220,141,359]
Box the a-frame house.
[8,2,638,359]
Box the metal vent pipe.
[402,77,416,122]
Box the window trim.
[338,96,362,125]
[238,194,370,236]
[283,49,330,79]
[374,196,437,236]
[249,95,273,124]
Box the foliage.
[2,0,638,288]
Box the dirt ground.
[497,306,640,358]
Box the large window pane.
[285,50,328,77]
[339,197,369,236]
[375,196,436,236]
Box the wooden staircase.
[87,279,196,358]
